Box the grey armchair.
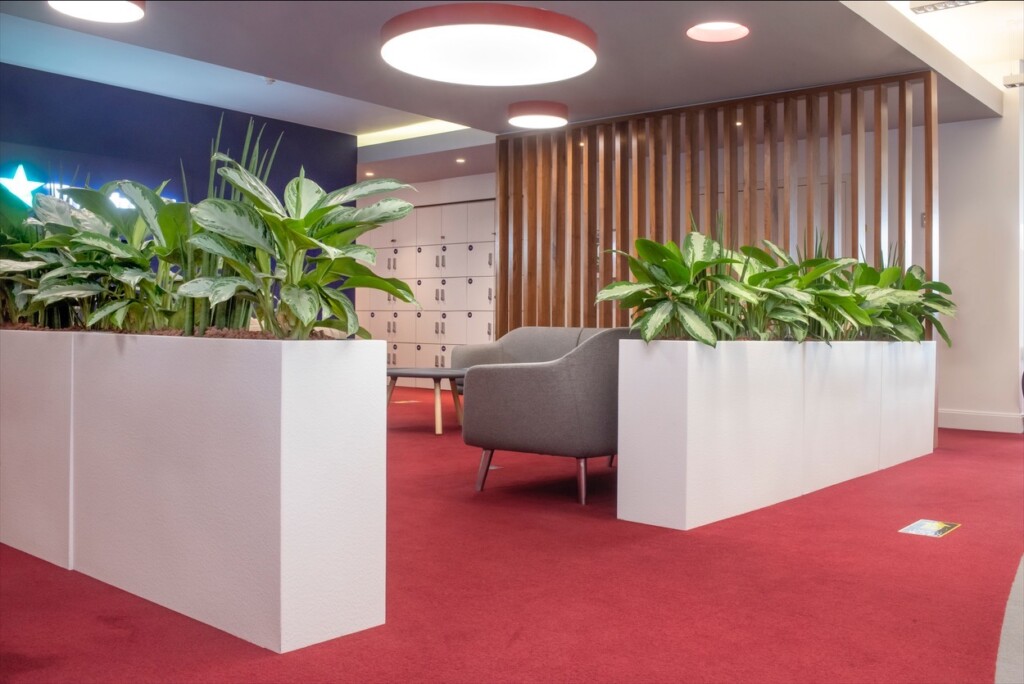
[456,327,637,504]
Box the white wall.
[936,87,1024,433]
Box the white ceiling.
[0,1,1012,182]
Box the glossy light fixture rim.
[381,3,598,86]
[686,21,750,43]
[508,101,569,129]
[48,0,145,23]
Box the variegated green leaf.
[712,277,761,304]
[188,233,254,279]
[284,174,326,219]
[682,231,720,268]
[112,180,167,246]
[39,265,99,282]
[280,285,320,326]
[313,178,412,212]
[638,299,674,342]
[213,153,287,216]
[32,282,105,303]
[319,286,360,335]
[0,259,48,273]
[32,194,76,227]
[596,281,651,302]
[110,266,156,287]
[191,199,275,254]
[178,276,257,307]
[675,302,716,347]
[70,232,146,262]
[86,299,132,327]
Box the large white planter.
[0,330,75,569]
[0,330,386,653]
[617,340,936,531]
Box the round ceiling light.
[508,101,569,129]
[381,3,597,86]
[48,1,145,23]
[686,21,749,43]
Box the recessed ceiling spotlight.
[381,3,598,86]
[455,158,466,164]
[365,171,376,177]
[508,101,569,129]
[48,0,145,23]
[686,21,749,43]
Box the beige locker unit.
[466,311,495,344]
[466,242,494,277]
[416,206,443,245]
[413,343,456,388]
[366,210,417,249]
[416,311,467,345]
[389,342,418,387]
[362,310,388,340]
[414,277,443,311]
[466,276,495,311]
[378,246,417,280]
[440,203,469,243]
[438,277,467,311]
[389,310,417,343]
[467,200,496,242]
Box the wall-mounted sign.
[0,165,45,206]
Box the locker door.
[363,310,387,341]
[391,246,417,279]
[439,311,467,345]
[417,206,443,245]
[392,311,417,343]
[466,311,494,344]
[467,200,496,243]
[415,310,443,344]
[466,277,495,311]
[466,242,494,277]
[414,277,443,311]
[393,343,418,387]
[439,243,468,275]
[389,211,417,248]
[441,203,468,243]
[440,277,467,311]
[416,245,444,278]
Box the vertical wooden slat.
[537,135,552,325]
[782,97,797,254]
[599,125,615,326]
[630,118,648,243]
[827,90,842,258]
[742,101,757,247]
[496,139,510,336]
[701,109,719,235]
[850,87,866,260]
[898,80,913,269]
[763,100,776,245]
[668,113,682,243]
[806,94,819,256]
[584,127,599,327]
[684,113,699,233]
[873,85,889,267]
[615,122,630,323]
[722,104,738,248]
[509,137,524,333]
[649,117,664,243]
[523,136,538,326]
[553,133,567,327]
[568,129,582,327]
[923,72,938,282]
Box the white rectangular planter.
[618,340,936,531]
[0,330,75,569]
[70,333,386,653]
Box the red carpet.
[2,387,1022,683]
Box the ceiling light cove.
[48,1,145,23]
[686,21,750,43]
[508,101,569,129]
[380,3,598,86]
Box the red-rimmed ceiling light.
[381,3,597,86]
[686,21,749,43]
[48,1,145,23]
[508,101,569,129]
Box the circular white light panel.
[381,4,598,86]
[508,113,568,129]
[686,21,749,43]
[48,1,144,23]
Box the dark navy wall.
[0,63,357,201]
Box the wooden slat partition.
[495,71,938,336]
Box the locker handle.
[435,321,439,334]
[435,255,440,268]
[434,355,439,368]
[488,287,493,302]
[441,322,445,335]
[441,255,446,268]
[393,322,398,334]
[435,288,440,301]
[441,355,446,368]
[488,253,493,267]
[441,289,446,302]
[487,322,492,336]
[387,321,392,333]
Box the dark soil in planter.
[0,323,339,340]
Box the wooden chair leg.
[450,378,463,425]
[576,458,588,505]
[608,454,616,468]
[476,450,494,491]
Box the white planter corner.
[70,333,387,653]
[617,339,936,532]
[0,330,75,569]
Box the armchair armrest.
[451,342,503,369]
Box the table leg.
[451,378,463,426]
[433,379,443,435]
[387,377,397,404]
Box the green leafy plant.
[597,232,956,347]
[181,153,417,339]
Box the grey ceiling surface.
[0,0,996,136]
